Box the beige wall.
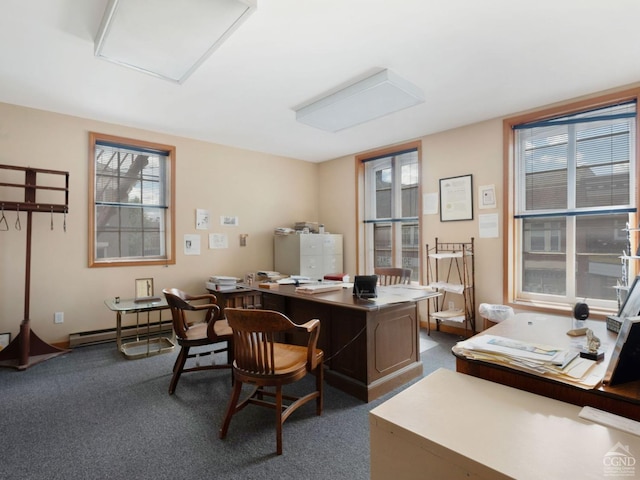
[0,102,319,344]
[4,82,638,346]
[317,120,506,327]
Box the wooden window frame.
[356,140,422,281]
[88,132,176,268]
[503,88,640,315]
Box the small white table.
[370,368,640,479]
[104,297,174,359]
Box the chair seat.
[183,319,232,342]
[237,343,323,377]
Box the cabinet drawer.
[300,255,323,278]
[322,235,343,255]
[300,234,324,254]
[323,254,343,274]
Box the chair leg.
[275,385,283,455]
[219,378,243,440]
[169,345,189,395]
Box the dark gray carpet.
[0,330,458,480]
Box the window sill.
[508,299,614,321]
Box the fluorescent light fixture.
[95,0,257,84]
[295,69,425,132]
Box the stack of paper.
[454,334,602,388]
[295,284,343,294]
[256,271,284,282]
[206,275,239,292]
[277,276,313,285]
[274,227,295,235]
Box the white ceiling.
[2,0,640,163]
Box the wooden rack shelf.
[426,238,475,337]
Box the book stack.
[205,276,239,292]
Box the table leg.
[116,311,123,353]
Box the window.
[358,142,421,282]
[89,133,175,267]
[505,94,638,311]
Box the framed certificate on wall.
[439,174,473,222]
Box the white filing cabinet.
[274,234,343,280]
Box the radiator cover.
[69,322,173,347]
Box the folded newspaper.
[453,334,602,388]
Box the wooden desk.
[454,313,640,421]
[370,368,640,480]
[204,285,263,311]
[255,284,438,402]
[104,298,174,359]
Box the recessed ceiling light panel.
[295,69,425,132]
[95,0,257,83]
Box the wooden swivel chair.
[162,288,233,395]
[219,308,324,455]
[375,267,411,286]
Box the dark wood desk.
[454,313,640,421]
[205,285,263,311]
[252,284,438,402]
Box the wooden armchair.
[219,308,324,455]
[162,288,233,394]
[375,267,411,286]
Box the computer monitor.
[353,275,378,299]
[604,316,640,386]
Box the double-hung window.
[507,98,637,311]
[89,133,175,267]
[359,142,421,282]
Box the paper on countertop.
[295,284,343,294]
[459,335,561,362]
[455,334,601,388]
[277,276,313,284]
[579,406,640,437]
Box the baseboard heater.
[69,322,173,348]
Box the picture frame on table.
[134,278,161,303]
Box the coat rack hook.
[0,204,8,231]
[15,204,21,231]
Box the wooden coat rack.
[0,164,70,370]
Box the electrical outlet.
[54,312,64,324]
[448,301,455,311]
